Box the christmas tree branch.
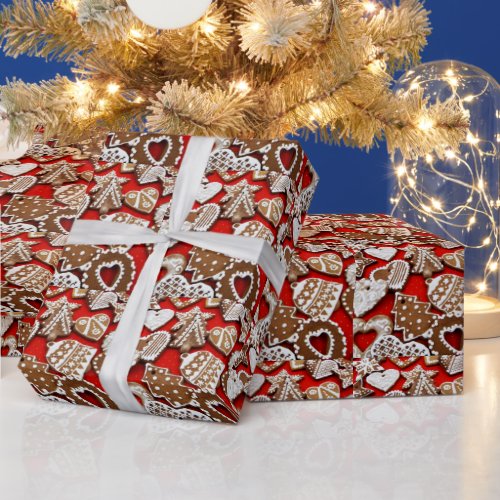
[147,80,257,137]
[0,0,91,61]
[0,0,469,160]
[157,3,235,72]
[1,76,147,144]
[360,0,431,67]
[260,40,380,133]
[74,0,135,42]
[1,77,75,143]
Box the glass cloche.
[389,60,500,338]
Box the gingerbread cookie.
[292,278,342,321]
[252,214,464,402]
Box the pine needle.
[0,0,468,159]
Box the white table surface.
[1,339,499,500]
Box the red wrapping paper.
[250,214,464,401]
[20,133,318,422]
[1,138,95,356]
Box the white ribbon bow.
[67,136,287,413]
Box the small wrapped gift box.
[20,133,318,422]
[1,139,94,356]
[249,214,464,401]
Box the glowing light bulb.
[73,80,92,103]
[129,28,145,40]
[74,106,87,118]
[60,0,80,12]
[134,96,145,104]
[447,76,459,87]
[107,83,120,95]
[97,99,107,110]
[463,95,475,103]
[444,150,456,159]
[74,80,89,93]
[477,178,485,190]
[469,216,477,225]
[467,132,479,145]
[396,165,406,177]
[489,262,498,272]
[309,106,322,122]
[200,20,216,35]
[445,68,454,77]
[417,116,435,131]
[431,198,442,210]
[363,1,377,13]
[425,154,433,164]
[233,79,251,93]
[478,282,487,293]
[251,22,261,32]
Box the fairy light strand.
[391,67,499,295]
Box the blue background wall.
[1,0,499,213]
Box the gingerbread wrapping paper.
[1,138,95,356]
[20,133,318,422]
[250,214,464,401]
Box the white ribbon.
[67,136,287,413]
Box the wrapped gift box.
[250,214,464,401]
[20,133,318,422]
[1,138,95,356]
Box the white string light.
[363,1,377,13]
[232,79,251,93]
[106,82,120,95]
[73,79,92,102]
[59,0,80,12]
[129,28,145,40]
[391,62,500,296]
